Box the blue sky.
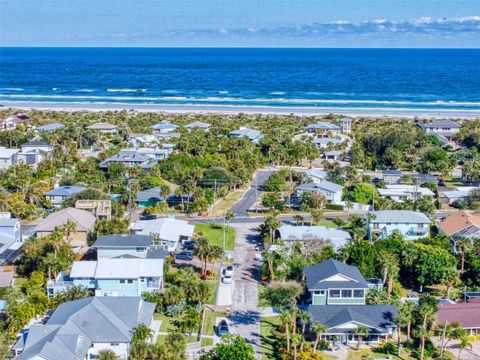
[1,0,479,47]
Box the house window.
[119,280,126,284]
[341,290,352,298]
[386,222,392,225]
[140,278,145,282]
[313,290,325,295]
[373,224,379,229]
[110,343,119,346]
[136,247,145,252]
[329,290,340,298]
[127,279,134,284]
[353,290,364,298]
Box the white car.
[223,265,234,277]
[254,253,263,261]
[222,274,233,284]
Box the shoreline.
[2,101,480,118]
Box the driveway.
[229,222,262,359]
[231,170,274,217]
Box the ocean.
[1,48,480,113]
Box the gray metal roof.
[151,120,178,130]
[297,181,343,193]
[307,305,397,333]
[307,122,340,130]
[382,169,402,176]
[93,234,153,248]
[230,128,263,141]
[17,297,155,360]
[304,259,368,290]
[184,121,211,129]
[22,140,51,147]
[423,119,460,129]
[45,186,86,197]
[37,123,65,132]
[369,210,431,224]
[136,187,168,202]
[277,225,351,250]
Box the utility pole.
[127,178,132,223]
[223,210,226,252]
[255,173,259,214]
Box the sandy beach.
[2,101,480,118]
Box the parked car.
[181,241,197,251]
[175,251,193,260]
[223,265,234,277]
[217,319,229,336]
[222,274,233,284]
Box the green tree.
[199,334,255,360]
[97,349,117,360]
[354,326,369,350]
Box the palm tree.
[61,220,77,245]
[265,215,282,245]
[399,301,416,346]
[298,309,311,351]
[280,308,294,352]
[310,322,327,355]
[133,323,154,343]
[263,251,276,281]
[354,326,369,350]
[195,237,211,278]
[455,237,472,273]
[415,325,430,360]
[457,334,473,360]
[97,349,117,360]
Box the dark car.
[182,241,197,251]
[217,319,229,336]
[175,251,193,260]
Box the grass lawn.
[13,277,27,290]
[202,310,226,336]
[153,313,175,332]
[211,189,246,215]
[194,223,235,250]
[444,177,464,188]
[205,280,219,305]
[260,316,282,360]
[345,345,416,360]
[201,337,214,347]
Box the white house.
[422,119,460,140]
[184,120,211,131]
[0,214,22,265]
[13,297,155,360]
[277,225,351,250]
[17,141,53,166]
[230,127,264,144]
[0,114,32,131]
[312,137,342,149]
[0,147,18,170]
[306,122,340,136]
[296,181,344,205]
[368,210,431,240]
[299,168,328,184]
[131,217,195,252]
[377,184,435,202]
[87,122,118,134]
[151,120,178,134]
[99,150,158,170]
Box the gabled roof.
[45,186,86,197]
[382,169,402,176]
[307,304,397,333]
[87,122,117,130]
[136,187,171,202]
[369,210,431,224]
[300,168,327,180]
[0,147,18,158]
[304,259,368,290]
[307,122,340,130]
[312,138,342,145]
[436,302,480,329]
[22,140,51,147]
[423,119,460,129]
[70,258,164,279]
[93,234,153,248]
[438,211,480,237]
[151,120,178,130]
[131,218,194,242]
[184,121,211,129]
[230,127,263,141]
[17,297,155,360]
[36,208,96,232]
[297,180,343,193]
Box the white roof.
[278,225,351,250]
[70,258,164,279]
[369,210,431,224]
[377,185,434,197]
[131,218,194,242]
[0,147,19,158]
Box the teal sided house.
[305,259,397,345]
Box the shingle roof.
[184,121,211,129]
[151,120,178,130]
[22,140,50,147]
[436,302,480,329]
[369,210,431,224]
[45,186,86,197]
[37,123,65,132]
[438,211,480,237]
[312,138,342,145]
[230,128,263,141]
[300,168,327,180]
[36,208,96,232]
[297,181,343,193]
[304,259,368,290]
[17,297,155,360]
[382,169,402,176]
[423,119,460,129]
[136,187,170,203]
[0,147,19,158]
[307,122,340,130]
[277,225,351,250]
[93,234,153,248]
[87,122,117,130]
[307,305,397,333]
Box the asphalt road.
[229,222,263,359]
[230,170,274,217]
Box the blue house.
[305,259,397,345]
[367,210,431,240]
[296,181,343,205]
[45,185,86,207]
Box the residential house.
[99,150,157,170]
[128,134,159,147]
[184,120,211,131]
[276,225,351,250]
[151,120,178,135]
[377,184,435,202]
[136,187,184,208]
[0,268,14,288]
[36,123,65,132]
[0,147,18,169]
[296,181,343,205]
[125,146,170,161]
[422,119,460,140]
[323,150,343,161]
[339,117,352,134]
[367,210,431,240]
[0,215,22,265]
[92,234,166,259]
[17,141,53,166]
[306,122,340,137]
[75,199,112,220]
[0,114,32,131]
[436,301,480,336]
[131,218,194,252]
[299,168,327,184]
[305,259,397,344]
[312,137,342,149]
[45,185,86,207]
[382,170,403,184]
[441,186,479,205]
[230,127,264,144]
[87,122,118,134]
[438,211,480,243]
[13,297,155,359]
[35,208,96,247]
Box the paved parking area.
[216,279,233,306]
